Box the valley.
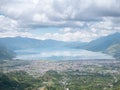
[1,59,120,90]
[0,32,120,60]
[0,1,120,90]
[0,33,120,90]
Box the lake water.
[15,48,114,60]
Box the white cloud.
[0,0,120,41]
[33,14,49,23]
[60,28,72,33]
[0,31,33,38]
[34,28,98,42]
[1,0,120,26]
[0,15,18,31]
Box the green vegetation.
[0,71,64,90]
[1,60,120,90]
[1,70,120,90]
[0,71,42,90]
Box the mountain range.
[0,37,66,50]
[0,32,120,60]
[78,32,120,59]
[80,32,120,51]
[0,36,87,50]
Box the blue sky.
[0,0,120,42]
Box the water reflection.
[15,48,114,60]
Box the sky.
[0,0,120,42]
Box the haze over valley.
[0,32,120,60]
[0,0,120,90]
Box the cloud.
[60,28,72,33]
[1,0,120,27]
[0,15,18,31]
[33,14,49,23]
[34,28,97,42]
[0,30,33,38]
[0,0,120,41]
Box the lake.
[15,47,114,60]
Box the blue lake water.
[15,48,114,60]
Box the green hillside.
[0,71,36,90]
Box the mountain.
[0,37,86,60]
[0,45,15,60]
[0,37,67,50]
[81,32,120,52]
[105,44,120,59]
[0,36,85,50]
[76,32,120,59]
[0,33,119,60]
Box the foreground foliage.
[1,70,120,90]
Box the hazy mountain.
[0,37,67,50]
[81,32,120,52]
[0,36,85,50]
[0,45,15,60]
[105,44,120,59]
[0,33,119,60]
[76,32,120,59]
